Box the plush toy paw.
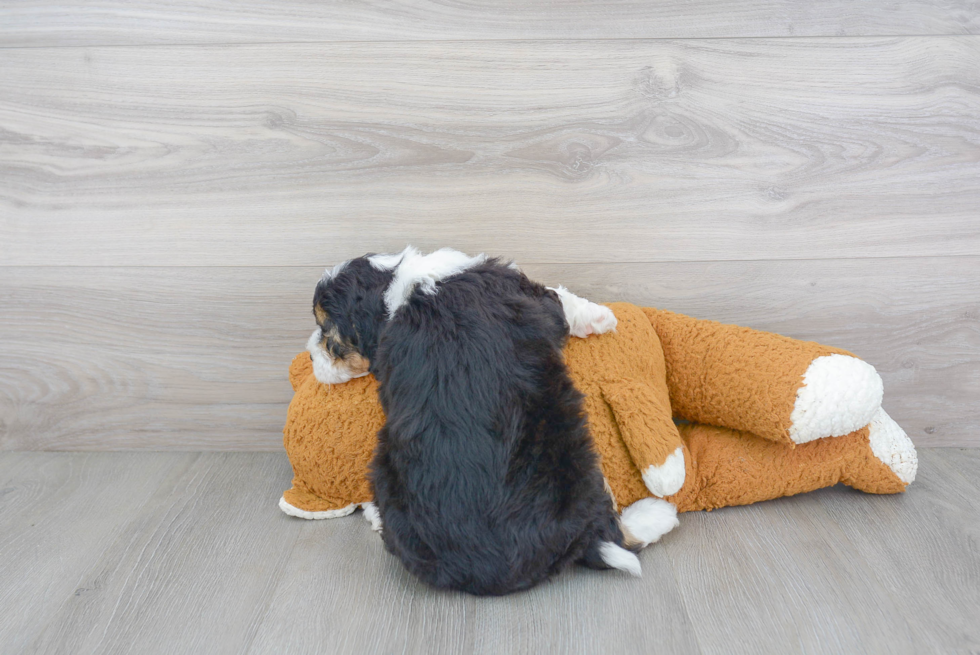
[640,447,685,497]
[789,354,883,444]
[621,498,679,548]
[549,286,618,338]
[867,408,918,484]
[279,495,358,520]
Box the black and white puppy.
[309,247,670,595]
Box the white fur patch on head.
[377,246,487,318]
[279,496,358,520]
[621,498,679,547]
[368,251,405,271]
[321,260,349,281]
[599,542,642,577]
[306,328,369,385]
[361,502,383,532]
[641,447,686,497]
[868,408,918,484]
[789,354,883,444]
[548,286,618,338]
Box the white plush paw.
[621,498,679,547]
[279,496,358,520]
[789,354,883,444]
[641,447,685,497]
[549,286,618,338]
[362,502,383,532]
[868,408,918,484]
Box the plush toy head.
[281,303,915,519]
[282,358,380,517]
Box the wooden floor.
[2,449,977,654]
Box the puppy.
[309,247,647,595]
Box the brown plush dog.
[280,303,916,523]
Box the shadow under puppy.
[310,247,672,595]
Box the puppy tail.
[590,541,642,577]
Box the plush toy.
[280,303,917,523]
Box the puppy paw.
[549,286,618,338]
[362,502,383,532]
[580,303,617,337]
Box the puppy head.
[308,256,394,384]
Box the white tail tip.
[599,542,642,577]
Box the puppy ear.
[314,304,328,324]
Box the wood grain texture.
[1,450,978,654]
[248,514,700,655]
[25,453,299,655]
[934,446,980,483]
[0,452,196,652]
[1,257,976,450]
[815,449,980,653]
[663,493,921,654]
[2,38,979,266]
[248,518,701,655]
[1,0,978,47]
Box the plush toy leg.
[601,377,689,499]
[841,408,918,491]
[643,308,883,446]
[670,416,916,513]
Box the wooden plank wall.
[1,3,978,450]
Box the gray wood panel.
[0,451,196,653]
[2,450,978,654]
[664,494,921,654]
[1,1,977,46]
[248,514,701,654]
[2,38,978,266]
[815,449,980,653]
[2,257,976,450]
[25,453,299,655]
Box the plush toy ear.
[288,352,314,391]
[600,377,689,499]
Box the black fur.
[314,256,628,596]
